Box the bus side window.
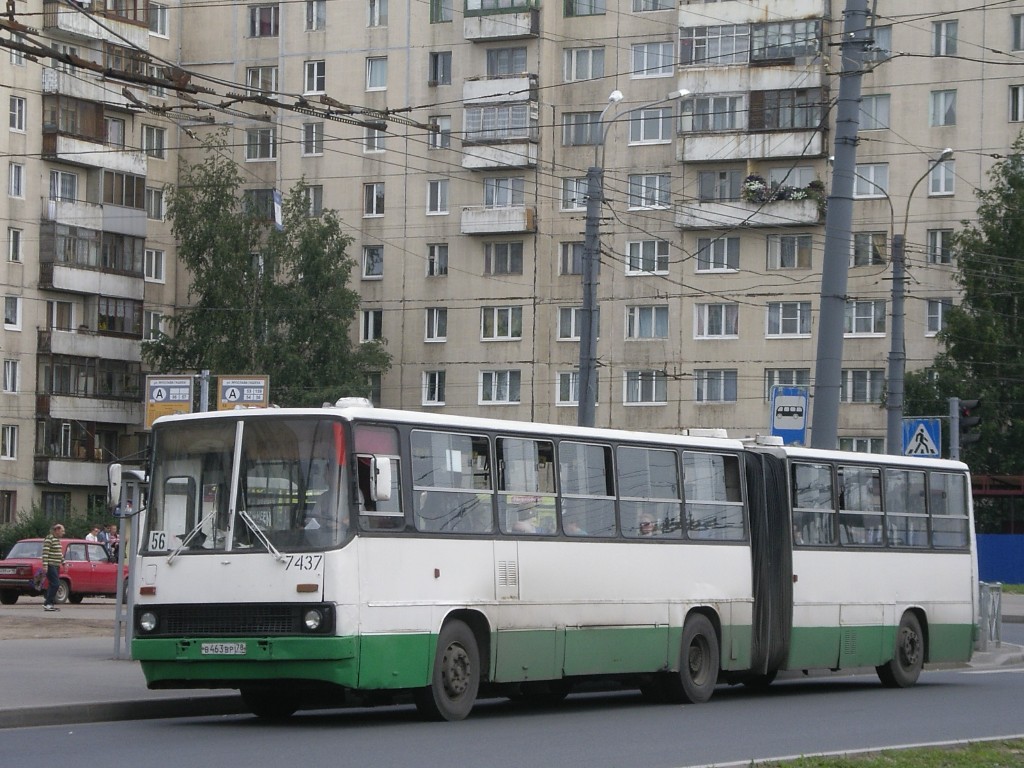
[791,462,835,545]
[357,455,404,530]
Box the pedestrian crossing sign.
[902,418,941,457]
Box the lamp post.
[577,89,687,427]
[885,147,954,454]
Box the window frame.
[694,369,738,403]
[625,239,670,275]
[362,245,384,279]
[564,47,604,82]
[425,307,448,342]
[766,301,812,337]
[694,303,739,339]
[480,306,524,341]
[844,299,887,336]
[626,305,669,340]
[302,121,324,156]
[9,95,26,132]
[479,369,521,405]
[363,182,385,217]
[929,90,957,127]
[696,236,740,272]
[304,60,326,95]
[366,56,388,91]
[427,179,449,215]
[853,163,889,199]
[361,308,384,342]
[624,370,668,405]
[423,370,446,406]
[631,41,675,78]
[244,126,277,161]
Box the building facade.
[2,0,1023,519]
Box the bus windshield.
[143,416,349,555]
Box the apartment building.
[2,0,1022,519]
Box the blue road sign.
[902,418,941,457]
[770,386,809,445]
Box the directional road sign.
[145,375,193,429]
[217,376,270,410]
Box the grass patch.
[999,584,1024,595]
[764,739,1024,766]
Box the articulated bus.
[128,403,978,720]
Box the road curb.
[0,695,247,730]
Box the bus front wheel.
[673,614,720,704]
[241,687,299,720]
[414,619,480,721]
[877,612,924,688]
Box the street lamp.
[577,88,688,427]
[885,148,954,454]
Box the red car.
[0,538,127,605]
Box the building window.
[927,229,954,264]
[560,242,584,275]
[628,108,673,144]
[480,370,521,404]
[249,5,279,36]
[245,127,276,161]
[698,169,743,201]
[423,371,446,405]
[561,177,588,210]
[103,171,146,209]
[1011,85,1024,122]
[627,174,670,209]
[429,51,452,85]
[927,298,953,335]
[845,300,886,335]
[3,359,18,393]
[49,170,78,203]
[244,188,276,219]
[142,125,166,159]
[558,306,583,340]
[9,95,26,132]
[852,232,887,266]
[487,47,526,76]
[695,369,737,403]
[481,306,523,340]
[7,227,22,262]
[853,164,889,198]
[929,159,955,195]
[145,187,164,220]
[42,492,71,519]
[144,310,164,341]
[361,309,383,342]
[932,20,958,56]
[4,296,21,330]
[695,303,738,339]
[430,0,453,23]
[8,162,24,198]
[145,249,165,282]
[484,242,524,275]
[767,302,812,336]
[362,246,383,279]
[680,24,750,66]
[425,307,447,341]
[306,0,326,30]
[465,104,534,142]
[368,0,387,26]
[9,33,24,65]
[930,90,956,127]
[564,47,604,82]
[1013,14,1024,50]
[1,425,16,460]
[764,368,809,399]
[633,0,671,10]
[246,66,278,96]
[696,237,739,272]
[625,370,667,404]
[428,116,451,149]
[304,185,323,217]
[631,41,674,77]
[859,94,890,130]
[626,240,669,275]
[768,166,816,190]
[557,371,580,405]
[866,25,893,61]
[149,3,169,35]
[751,20,820,61]
[681,95,744,132]
[565,0,605,17]
[484,177,524,208]
[839,437,885,454]
[104,116,126,147]
[364,182,385,216]
[842,369,885,403]
[563,112,601,146]
[427,179,449,214]
[427,243,448,276]
[302,122,324,155]
[749,88,823,130]
[627,305,669,339]
[365,372,383,407]
[304,60,326,94]
[767,234,812,270]
[366,57,388,90]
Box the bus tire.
[241,687,299,720]
[877,612,924,688]
[674,614,719,704]
[414,619,480,721]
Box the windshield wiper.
[167,509,218,564]
[236,508,286,562]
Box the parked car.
[0,538,127,605]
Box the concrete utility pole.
[810,0,870,449]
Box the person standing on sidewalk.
[41,523,66,612]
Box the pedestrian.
[41,523,66,612]
[96,525,111,559]
[85,525,100,542]
[106,524,120,562]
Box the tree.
[144,135,389,406]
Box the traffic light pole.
[950,396,961,462]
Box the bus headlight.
[303,608,324,631]
[139,611,158,633]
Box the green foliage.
[142,134,390,406]
[0,507,118,557]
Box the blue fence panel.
[977,534,1024,584]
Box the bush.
[0,507,116,558]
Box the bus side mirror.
[370,456,392,502]
[108,464,122,513]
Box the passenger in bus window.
[638,513,657,536]
[563,511,588,536]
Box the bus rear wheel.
[877,612,924,688]
[414,619,480,721]
[671,614,719,704]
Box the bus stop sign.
[770,386,808,445]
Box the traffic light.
[959,399,982,445]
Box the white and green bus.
[129,403,978,720]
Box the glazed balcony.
[461,205,536,235]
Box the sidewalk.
[1,596,1022,729]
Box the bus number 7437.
[285,555,323,571]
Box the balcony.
[675,198,822,229]
[43,198,105,230]
[461,143,538,170]
[464,75,536,105]
[38,329,142,363]
[39,262,144,299]
[464,6,539,41]
[461,205,536,235]
[678,130,825,163]
[37,394,142,425]
[34,458,109,487]
[42,1,150,49]
[41,67,135,110]
[42,132,147,175]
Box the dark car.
[0,538,127,605]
